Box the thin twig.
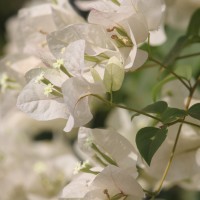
[149,57,191,90]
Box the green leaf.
[131,101,168,120]
[186,8,200,37]
[174,65,193,80]
[161,9,200,79]
[103,56,124,92]
[136,127,168,166]
[161,107,187,123]
[152,76,175,101]
[163,35,189,67]
[188,103,200,120]
[143,101,168,114]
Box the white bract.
[17,68,69,121]
[61,165,144,200]
[84,0,166,69]
[78,127,138,174]
[62,78,105,132]
[47,23,120,81]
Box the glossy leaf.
[136,127,168,166]
[186,8,200,37]
[161,107,187,123]
[143,101,168,114]
[131,101,168,120]
[188,103,200,120]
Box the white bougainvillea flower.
[78,127,138,174]
[62,77,105,132]
[85,165,144,200]
[86,0,166,68]
[87,0,165,31]
[61,165,144,200]
[0,54,44,120]
[87,7,149,70]
[17,37,107,132]
[17,2,84,55]
[47,23,116,57]
[17,67,69,121]
[47,24,121,80]
[60,173,96,199]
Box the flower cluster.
[0,0,200,199]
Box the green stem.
[79,94,163,122]
[78,93,200,129]
[167,119,200,129]
[149,57,191,90]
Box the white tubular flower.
[53,59,64,70]
[74,160,92,175]
[34,71,45,83]
[44,83,54,97]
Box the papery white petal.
[91,165,144,198]
[60,173,95,199]
[138,0,166,31]
[62,40,85,76]
[149,26,166,46]
[62,77,105,132]
[78,127,138,173]
[17,79,68,120]
[47,24,114,56]
[126,14,148,44]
